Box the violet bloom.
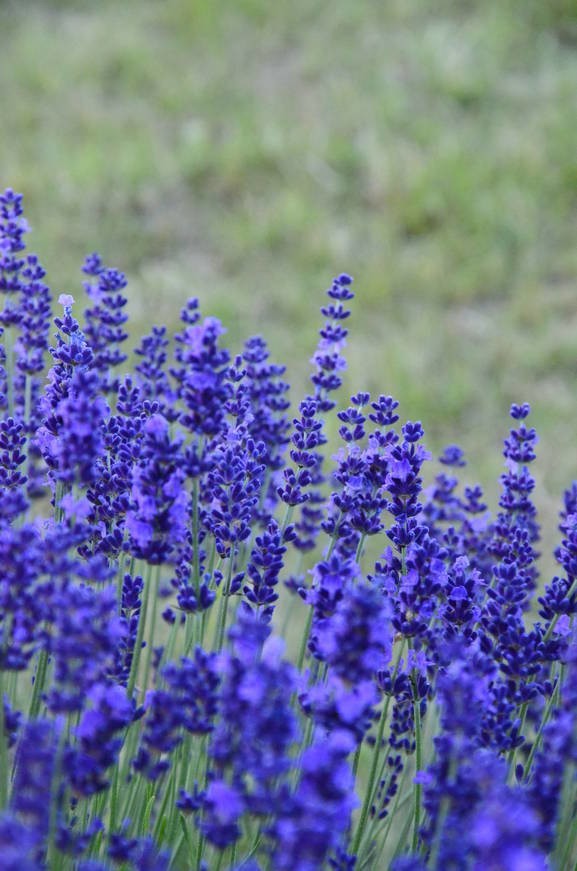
[325,399,392,558]
[243,519,286,623]
[436,555,485,645]
[278,397,326,509]
[411,646,546,868]
[368,420,436,657]
[66,682,133,797]
[37,295,97,485]
[418,652,494,851]
[277,396,327,551]
[201,780,246,850]
[205,431,266,560]
[11,718,60,851]
[373,662,423,823]
[13,254,52,381]
[489,402,539,594]
[43,294,94,411]
[478,407,554,747]
[172,306,231,439]
[45,581,124,714]
[42,367,109,488]
[311,273,354,412]
[528,641,577,851]
[2,695,21,748]
[201,610,299,850]
[305,554,361,654]
[0,191,52,452]
[125,413,190,565]
[54,816,103,862]
[301,571,392,745]
[300,675,379,745]
[107,831,170,869]
[314,579,392,682]
[82,252,129,393]
[469,790,547,871]
[384,420,430,553]
[368,424,446,801]
[0,188,28,329]
[242,335,290,514]
[540,494,577,632]
[268,730,358,871]
[424,442,493,576]
[323,393,399,558]
[135,325,178,420]
[0,523,45,671]
[134,647,219,781]
[423,446,467,534]
[13,254,52,443]
[0,416,28,522]
[109,573,144,687]
[0,812,41,870]
[85,376,145,560]
[280,274,355,554]
[375,533,447,640]
[166,540,216,618]
[337,395,368,444]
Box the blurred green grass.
[2,0,577,557]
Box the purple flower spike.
[82,253,129,394]
[311,273,355,412]
[126,413,190,564]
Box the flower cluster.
[1,189,577,871]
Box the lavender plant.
[1,187,576,870]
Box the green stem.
[127,561,153,701]
[28,647,49,720]
[293,518,344,673]
[214,558,234,653]
[355,532,367,563]
[192,478,201,597]
[159,613,180,675]
[553,761,577,869]
[117,717,143,822]
[326,511,343,559]
[196,830,205,871]
[0,671,7,810]
[296,607,313,672]
[140,787,157,837]
[411,682,423,852]
[372,773,412,860]
[523,676,561,779]
[108,762,120,842]
[5,331,14,419]
[46,725,66,868]
[352,743,362,780]
[154,767,176,843]
[280,504,294,537]
[507,700,529,775]
[175,817,193,870]
[392,802,415,860]
[54,479,66,524]
[142,563,162,694]
[351,694,392,855]
[353,639,406,857]
[23,374,32,487]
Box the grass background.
[2,0,577,560]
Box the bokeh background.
[2,0,577,557]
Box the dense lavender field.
[1,189,576,870]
